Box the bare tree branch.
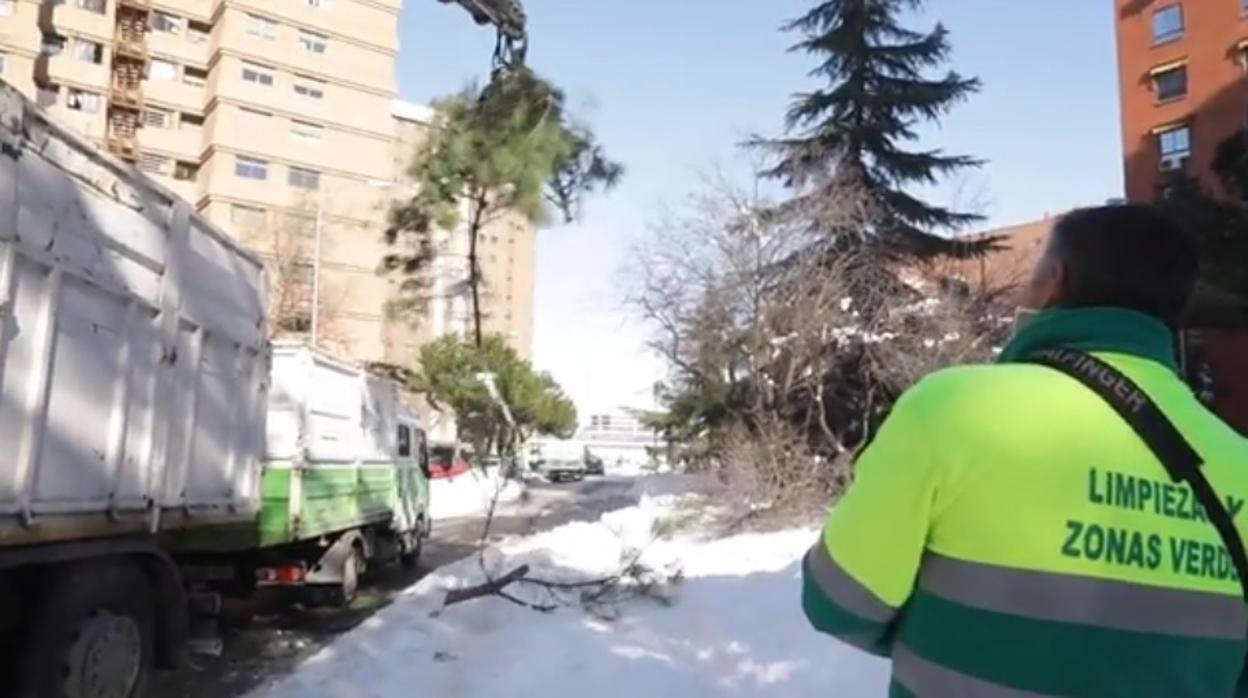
[623,166,1014,520]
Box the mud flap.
[305,530,367,587]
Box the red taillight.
[256,563,306,586]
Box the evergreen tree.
[385,69,622,347]
[757,0,985,257]
[416,334,577,455]
[1157,133,1248,302]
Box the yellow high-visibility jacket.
[803,308,1248,698]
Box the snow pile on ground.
[249,489,890,697]
[428,467,526,520]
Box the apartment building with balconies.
[0,0,403,362]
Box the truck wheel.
[399,538,422,571]
[20,562,154,698]
[335,544,363,607]
[399,521,426,571]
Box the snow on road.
[248,479,889,697]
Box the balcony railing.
[109,82,143,110]
[106,136,139,162]
[114,31,148,61]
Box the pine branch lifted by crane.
[439,0,528,70]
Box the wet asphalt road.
[151,477,638,698]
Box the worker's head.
[1022,204,1199,328]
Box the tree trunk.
[467,193,488,348]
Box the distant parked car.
[429,446,471,479]
[585,454,605,476]
[539,457,587,483]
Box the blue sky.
[395,0,1125,415]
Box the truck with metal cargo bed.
[0,83,430,698]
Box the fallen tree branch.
[444,564,531,607]
[496,589,558,613]
[517,575,618,591]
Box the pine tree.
[385,69,622,347]
[758,0,985,257]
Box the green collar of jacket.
[997,307,1179,373]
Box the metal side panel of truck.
[0,85,269,548]
[166,343,430,557]
[0,82,268,696]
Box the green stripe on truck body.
[162,459,429,553]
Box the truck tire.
[334,544,363,607]
[19,561,155,698]
[399,519,427,571]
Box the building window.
[150,11,185,35]
[182,65,207,87]
[66,89,101,113]
[174,161,199,181]
[148,58,178,81]
[143,107,171,128]
[299,30,328,54]
[291,120,322,144]
[74,0,106,13]
[188,21,210,44]
[1153,5,1184,44]
[0,0,12,16]
[65,88,100,113]
[73,37,103,64]
[138,152,170,175]
[247,14,278,40]
[242,63,275,87]
[235,155,269,180]
[293,76,325,100]
[180,112,204,130]
[231,204,267,231]
[397,425,411,458]
[288,166,320,190]
[0,53,7,75]
[1152,64,1187,102]
[41,33,66,56]
[1157,124,1191,171]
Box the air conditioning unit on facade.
[1160,154,1189,172]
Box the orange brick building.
[1115,0,1248,201]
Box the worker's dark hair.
[1049,204,1198,328]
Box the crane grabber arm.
[438,0,529,72]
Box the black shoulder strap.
[1029,347,1248,601]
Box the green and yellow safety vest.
[803,308,1248,698]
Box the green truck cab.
[166,343,432,605]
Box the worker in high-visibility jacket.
[802,204,1248,698]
